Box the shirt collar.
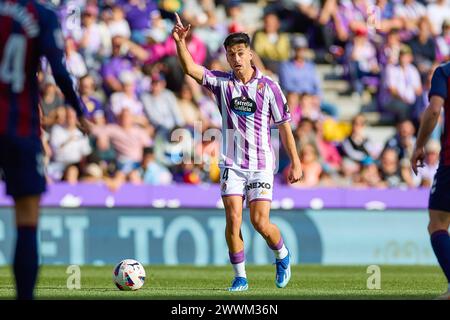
[231,66,263,83]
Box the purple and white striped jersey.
[202,67,291,172]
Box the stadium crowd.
[37,0,450,190]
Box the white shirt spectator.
[66,50,87,79]
[427,2,450,35]
[385,63,422,104]
[108,19,131,38]
[50,125,92,165]
[394,1,426,20]
[110,92,145,117]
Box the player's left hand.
[288,163,304,184]
[411,147,425,175]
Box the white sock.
[273,244,288,260]
[232,261,246,278]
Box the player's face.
[226,44,253,75]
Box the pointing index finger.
[175,12,182,26]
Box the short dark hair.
[223,32,250,50]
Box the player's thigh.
[247,171,273,225]
[220,167,247,198]
[246,171,274,204]
[220,168,246,225]
[0,136,46,198]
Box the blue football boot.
[228,276,248,292]
[275,251,291,288]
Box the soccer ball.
[113,259,146,291]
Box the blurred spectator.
[77,5,111,69]
[383,119,416,161]
[193,9,227,56]
[378,147,413,188]
[195,125,221,182]
[315,120,342,173]
[347,26,380,95]
[142,72,185,135]
[224,0,252,34]
[92,108,152,190]
[426,0,450,36]
[107,5,132,39]
[381,45,422,121]
[40,79,64,121]
[140,146,173,185]
[285,142,322,187]
[436,20,450,62]
[65,37,88,79]
[379,28,401,66]
[279,35,321,96]
[109,70,146,121]
[340,114,375,164]
[407,17,436,80]
[100,36,134,95]
[394,0,427,37]
[177,82,202,130]
[371,0,402,34]
[298,93,322,122]
[49,108,92,183]
[80,163,105,184]
[121,0,158,44]
[196,89,222,129]
[418,140,440,187]
[252,12,290,73]
[286,92,302,129]
[356,159,384,188]
[79,74,104,121]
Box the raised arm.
[172,13,204,83]
[40,8,91,134]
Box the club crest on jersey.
[231,96,256,116]
[257,82,265,93]
[284,103,290,114]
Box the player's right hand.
[77,116,93,135]
[411,147,425,176]
[172,12,191,43]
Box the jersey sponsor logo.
[231,96,256,116]
[246,182,271,191]
[259,189,270,196]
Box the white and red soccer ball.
[113,259,146,291]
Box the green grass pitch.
[0,265,446,300]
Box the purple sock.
[229,250,245,264]
[14,226,39,300]
[430,230,450,284]
[269,237,284,251]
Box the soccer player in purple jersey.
[411,61,450,300]
[172,13,303,291]
[0,0,90,299]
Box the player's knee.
[427,220,448,235]
[226,213,242,232]
[251,218,269,235]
